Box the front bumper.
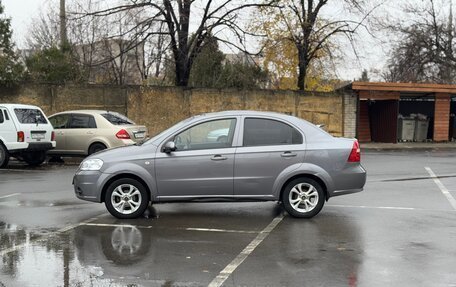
[73,170,110,203]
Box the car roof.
[50,110,120,116]
[0,103,44,109]
[192,110,302,123]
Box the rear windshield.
[14,108,48,124]
[101,112,134,125]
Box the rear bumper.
[7,141,56,153]
[328,165,366,198]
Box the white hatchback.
[0,104,56,167]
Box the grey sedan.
[73,111,366,219]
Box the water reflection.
[0,223,149,287]
[0,209,364,286]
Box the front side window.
[68,114,97,129]
[0,110,4,123]
[49,114,70,129]
[14,109,47,124]
[243,118,303,146]
[173,119,236,151]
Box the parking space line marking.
[0,214,103,257]
[80,223,259,234]
[185,227,258,234]
[208,214,284,287]
[328,204,416,210]
[81,222,154,229]
[425,167,456,210]
[0,193,20,199]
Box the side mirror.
[163,141,176,153]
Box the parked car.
[47,110,148,156]
[73,111,366,219]
[0,104,56,167]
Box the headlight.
[80,159,103,171]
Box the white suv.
[0,104,56,167]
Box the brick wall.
[343,93,357,138]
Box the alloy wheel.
[111,184,142,215]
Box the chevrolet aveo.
[73,111,366,219]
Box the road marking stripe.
[0,214,103,257]
[81,222,153,229]
[425,167,456,210]
[0,193,20,199]
[185,227,258,234]
[208,214,284,287]
[80,223,259,234]
[328,204,416,210]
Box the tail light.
[348,140,360,162]
[17,131,24,142]
[51,131,55,141]
[116,129,131,139]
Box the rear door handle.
[87,131,94,135]
[211,155,228,161]
[281,151,297,158]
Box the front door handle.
[281,151,297,158]
[211,155,228,161]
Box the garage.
[350,82,455,143]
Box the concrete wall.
[0,84,345,137]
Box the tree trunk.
[297,46,307,91]
[175,58,190,86]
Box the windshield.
[101,112,135,125]
[143,115,201,145]
[14,108,48,124]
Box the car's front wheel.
[105,178,149,219]
[282,178,325,218]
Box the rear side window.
[49,114,70,129]
[3,110,9,120]
[101,113,134,125]
[243,118,303,146]
[68,114,97,129]
[14,109,48,124]
[0,110,3,123]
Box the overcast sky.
[0,0,438,82]
[3,0,46,46]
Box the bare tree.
[26,0,168,85]
[85,0,277,87]
[257,0,377,90]
[383,0,456,84]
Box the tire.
[282,177,325,218]
[0,144,9,168]
[105,178,149,219]
[89,143,107,155]
[23,151,46,167]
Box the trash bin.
[414,118,430,141]
[398,117,416,141]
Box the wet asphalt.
[0,151,456,287]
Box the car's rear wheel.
[23,151,46,166]
[105,178,149,219]
[282,178,325,218]
[0,144,9,168]
[89,143,107,155]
